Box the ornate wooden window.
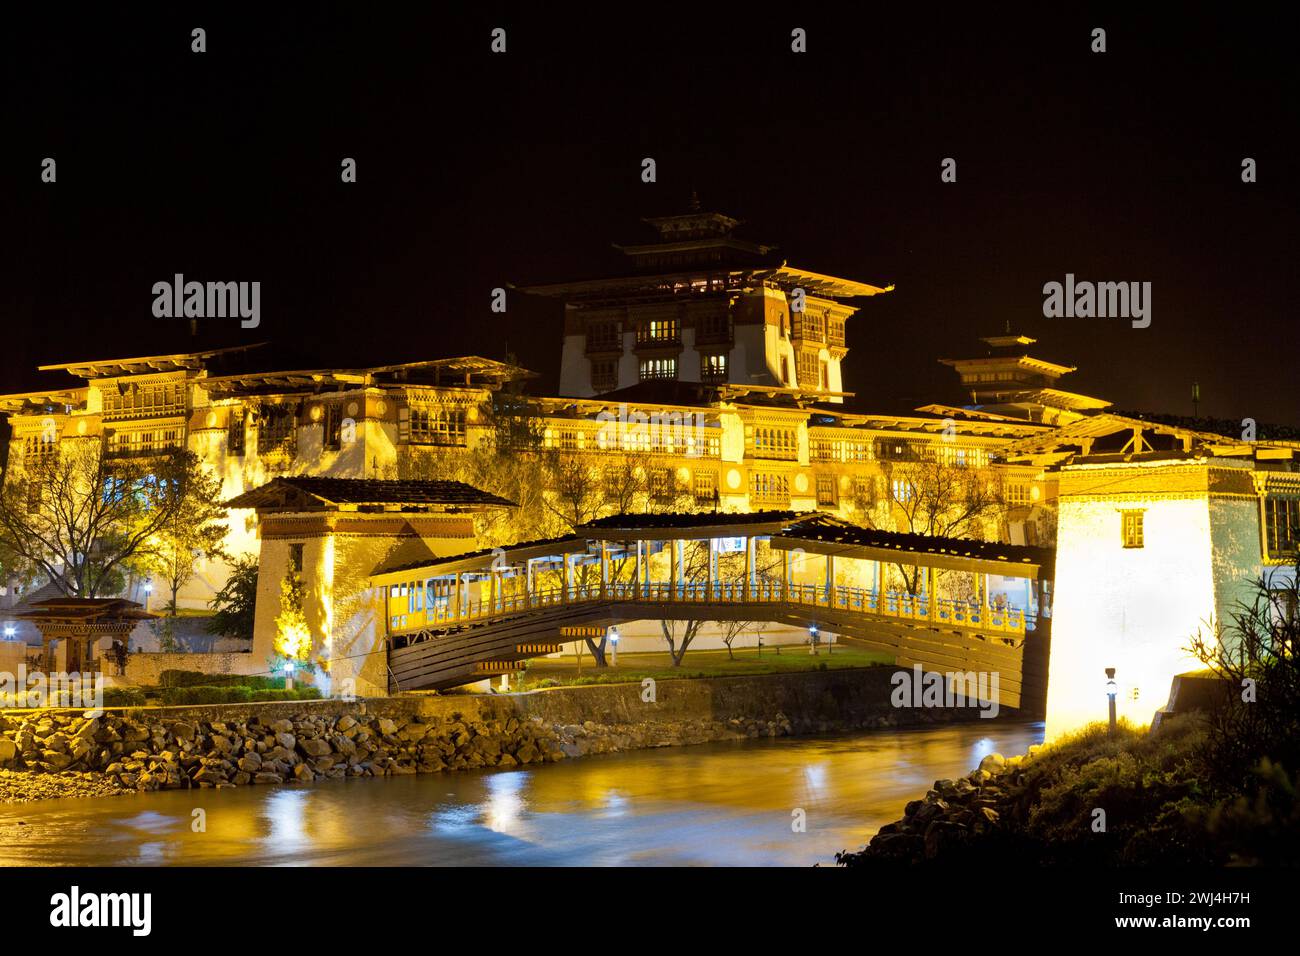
[1121,510,1145,549]
[591,359,618,392]
[816,474,838,506]
[639,357,677,381]
[701,353,728,382]
[1264,497,1299,559]
[256,404,298,455]
[409,406,467,446]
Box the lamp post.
[809,623,819,656]
[284,658,295,692]
[608,626,619,667]
[1105,667,1117,734]
[3,623,14,641]
[141,581,152,612]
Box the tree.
[542,451,605,529]
[657,539,718,667]
[714,545,784,658]
[1188,563,1300,792]
[850,448,1005,594]
[388,395,565,547]
[206,553,259,640]
[142,464,229,614]
[273,572,312,666]
[0,441,225,598]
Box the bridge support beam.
[744,535,754,601]
[599,542,608,599]
[670,539,678,599]
[708,538,717,601]
[825,554,835,606]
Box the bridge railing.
[389,578,1033,637]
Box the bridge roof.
[771,516,1052,578]
[577,510,803,540]
[226,477,516,511]
[371,533,590,582]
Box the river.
[0,720,1043,866]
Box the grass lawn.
[515,644,893,689]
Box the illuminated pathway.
[373,512,1053,709]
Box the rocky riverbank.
[835,746,1045,864]
[0,668,1013,805]
[0,704,812,804]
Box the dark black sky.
[3,7,1296,422]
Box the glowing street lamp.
[809,623,819,656]
[608,626,619,667]
[142,580,152,610]
[3,623,15,641]
[284,658,295,692]
[1105,667,1118,734]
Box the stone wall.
[0,668,1004,802]
[123,651,264,686]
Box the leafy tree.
[273,572,312,663]
[0,441,224,598]
[850,447,1005,594]
[1188,562,1300,792]
[206,553,259,639]
[142,463,229,613]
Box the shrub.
[248,687,322,702]
[158,669,284,690]
[159,684,253,705]
[103,686,146,707]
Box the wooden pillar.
[825,554,835,606]
[980,572,989,623]
[562,555,572,604]
[782,548,791,602]
[599,541,609,599]
[525,560,534,607]
[488,570,497,615]
[707,538,717,601]
[670,538,679,600]
[744,535,754,601]
[634,541,643,600]
[925,566,936,620]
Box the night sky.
[4,8,1296,423]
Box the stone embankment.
[0,667,1010,804]
[836,746,1045,865]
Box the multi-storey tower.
[522,200,892,403]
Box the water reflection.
[0,721,1043,867]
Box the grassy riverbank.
[839,712,1300,866]
[515,646,892,690]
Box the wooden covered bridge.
[371,511,1054,711]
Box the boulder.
[978,753,1006,773]
[298,738,332,758]
[237,753,263,773]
